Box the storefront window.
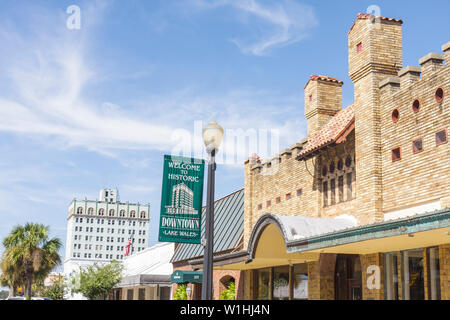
[402,249,424,300]
[293,264,308,300]
[257,269,270,300]
[427,247,441,300]
[273,266,289,300]
[384,252,399,300]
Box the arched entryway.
[219,275,235,300]
[334,254,362,300]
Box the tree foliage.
[1,223,62,298]
[220,281,236,300]
[41,278,67,300]
[70,260,123,300]
[173,284,187,300]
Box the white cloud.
[0,1,308,166]
[188,0,318,55]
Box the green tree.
[41,278,67,300]
[0,253,25,296]
[2,223,61,299]
[220,281,236,300]
[70,260,123,300]
[0,290,9,300]
[173,284,187,300]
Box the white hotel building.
[63,189,150,276]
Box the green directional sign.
[158,155,205,244]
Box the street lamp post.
[201,121,224,300]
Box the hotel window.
[88,208,94,215]
[427,247,441,300]
[77,207,83,215]
[346,172,353,201]
[130,210,136,218]
[338,176,344,202]
[330,179,336,205]
[140,211,146,219]
[435,129,447,146]
[109,209,115,217]
[402,249,425,300]
[99,209,105,216]
[322,181,328,207]
[384,252,399,300]
[120,210,125,217]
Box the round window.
[412,99,420,113]
[392,109,400,123]
[435,88,444,103]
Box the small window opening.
[392,147,401,162]
[436,130,448,146]
[357,42,363,53]
[412,100,420,113]
[392,109,400,123]
[412,139,423,154]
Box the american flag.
[125,233,134,256]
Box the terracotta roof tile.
[348,13,403,34]
[304,75,344,89]
[298,105,355,159]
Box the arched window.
[140,211,146,219]
[99,208,105,216]
[88,208,94,215]
[130,210,136,218]
[109,209,115,217]
[219,276,235,300]
[120,210,125,217]
[77,207,83,215]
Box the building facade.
[210,13,450,300]
[63,188,150,276]
[112,243,174,300]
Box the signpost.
[158,155,205,244]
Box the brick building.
[207,13,450,300]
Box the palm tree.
[2,223,62,299]
[0,251,25,296]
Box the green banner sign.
[158,155,205,244]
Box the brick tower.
[348,13,403,224]
[304,75,344,138]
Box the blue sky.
[0,0,449,266]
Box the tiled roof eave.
[297,118,355,161]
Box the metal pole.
[202,149,216,300]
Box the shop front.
[214,209,450,300]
